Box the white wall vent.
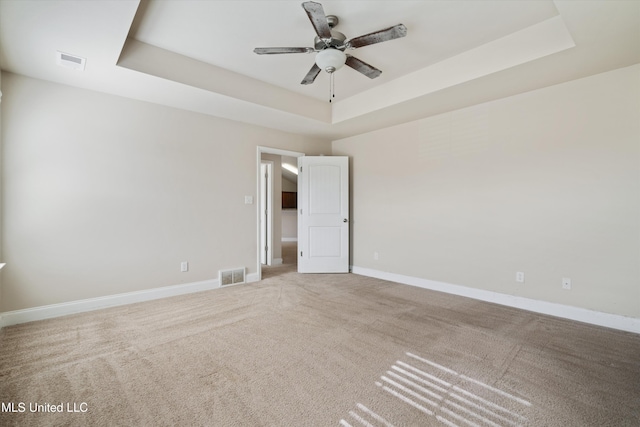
[56,51,86,71]
[219,268,246,286]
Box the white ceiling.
[130,0,559,102]
[1,1,639,140]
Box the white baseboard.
[3,269,636,334]
[351,266,640,335]
[272,258,283,266]
[281,238,298,242]
[0,273,259,328]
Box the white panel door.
[298,156,349,273]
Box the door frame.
[256,146,305,281]
[260,160,274,266]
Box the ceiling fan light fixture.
[315,48,346,73]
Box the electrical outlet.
[516,272,525,283]
[562,277,571,290]
[181,261,189,272]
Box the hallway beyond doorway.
[262,241,297,279]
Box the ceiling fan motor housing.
[313,16,345,51]
[314,29,346,51]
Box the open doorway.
[256,147,304,281]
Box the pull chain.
[332,72,336,102]
[329,72,333,103]
[329,72,336,103]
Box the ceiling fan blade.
[301,63,322,85]
[254,47,314,55]
[345,55,382,79]
[302,1,332,40]
[346,24,407,49]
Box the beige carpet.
[1,244,639,426]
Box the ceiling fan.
[254,1,407,100]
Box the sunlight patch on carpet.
[342,351,531,427]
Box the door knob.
[343,218,348,223]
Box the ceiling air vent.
[56,51,86,71]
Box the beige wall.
[0,72,330,311]
[3,65,638,319]
[333,64,640,318]
[281,210,297,240]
